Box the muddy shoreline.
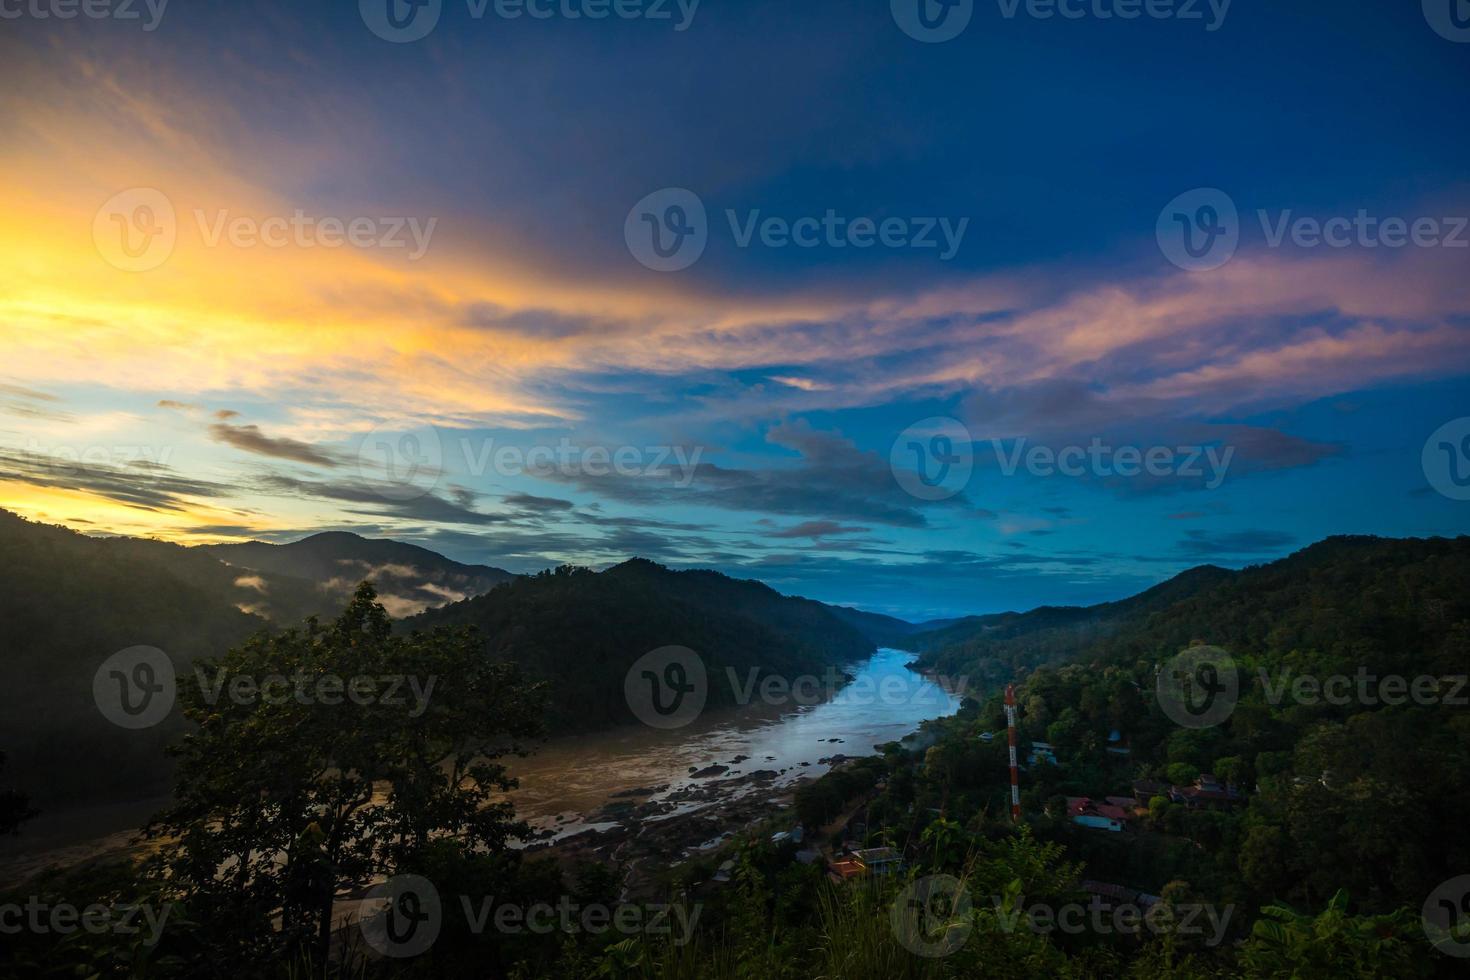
[1,649,959,892]
[520,757,854,898]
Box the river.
[509,647,965,844]
[0,648,963,885]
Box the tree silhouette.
[144,583,546,973]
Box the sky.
[1,0,1468,620]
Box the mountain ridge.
[912,535,1470,685]
[197,531,516,618]
[6,507,1459,811]
[406,557,879,732]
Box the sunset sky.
[2,0,1467,618]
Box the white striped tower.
[1004,683,1021,822]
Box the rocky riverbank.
[521,756,855,898]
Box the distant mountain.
[909,563,1238,686]
[0,513,517,807]
[1072,535,1470,676]
[913,616,975,633]
[824,605,923,648]
[818,607,996,649]
[199,532,516,618]
[0,511,889,803]
[912,538,1470,690]
[407,558,876,732]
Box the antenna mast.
[1004,683,1021,822]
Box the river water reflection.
[0,649,964,882]
[507,648,965,841]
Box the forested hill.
[824,604,930,648]
[199,532,515,617]
[406,558,877,732]
[0,511,275,806]
[767,536,1470,974]
[1075,534,1470,678]
[936,533,1470,925]
[0,512,883,805]
[909,563,1235,689]
[912,535,1470,686]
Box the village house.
[826,857,866,883]
[852,846,903,876]
[1132,774,1245,811]
[1171,773,1245,809]
[826,843,904,883]
[1065,796,1132,832]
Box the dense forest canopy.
[406,558,877,731]
[5,516,1470,976]
[0,514,877,804]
